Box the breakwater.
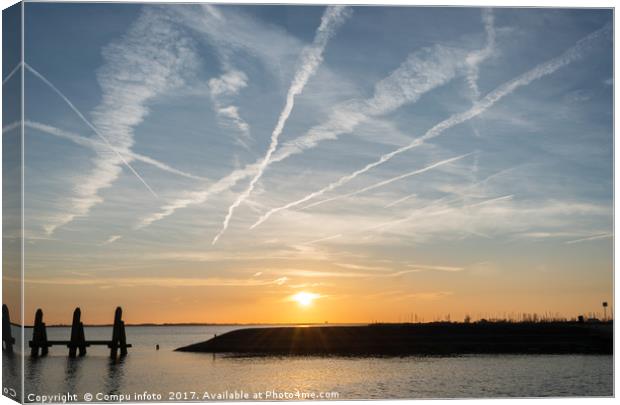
[176,322,612,355]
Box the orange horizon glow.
[7,275,613,326]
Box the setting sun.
[291,292,320,307]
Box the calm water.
[2,325,613,401]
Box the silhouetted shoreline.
[18,322,362,328]
[175,322,613,355]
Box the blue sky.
[4,4,613,323]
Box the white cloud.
[465,9,496,100]
[211,6,352,245]
[33,7,199,235]
[208,69,252,144]
[137,42,468,231]
[22,275,290,288]
[208,69,248,97]
[217,106,250,134]
[368,197,608,245]
[25,63,158,198]
[406,264,464,272]
[251,23,611,229]
[104,235,122,244]
[300,153,472,211]
[26,121,207,181]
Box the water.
[3,325,613,401]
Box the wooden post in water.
[119,321,128,356]
[68,308,87,357]
[110,307,128,358]
[2,305,15,353]
[24,306,131,357]
[30,309,49,357]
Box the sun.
[291,292,320,307]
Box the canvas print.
[1,1,614,402]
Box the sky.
[2,4,613,324]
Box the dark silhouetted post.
[110,307,120,358]
[119,320,128,357]
[68,308,87,357]
[30,309,49,357]
[2,305,15,353]
[110,307,128,358]
[603,302,608,320]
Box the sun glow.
[291,292,320,307]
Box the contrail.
[301,153,472,210]
[26,121,208,181]
[466,9,496,100]
[391,167,509,219]
[302,233,343,245]
[24,63,158,198]
[136,161,261,229]
[2,62,21,86]
[211,6,351,245]
[138,37,468,230]
[565,233,613,244]
[2,121,20,134]
[250,24,610,229]
[384,193,417,208]
[309,193,513,246]
[371,194,514,233]
[467,194,513,207]
[372,168,514,234]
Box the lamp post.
[602,302,608,321]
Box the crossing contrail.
[250,23,611,229]
[24,63,158,198]
[26,121,207,181]
[465,9,496,100]
[211,6,351,245]
[138,37,469,231]
[2,62,21,86]
[301,153,472,210]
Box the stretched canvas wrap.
[1,1,614,402]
